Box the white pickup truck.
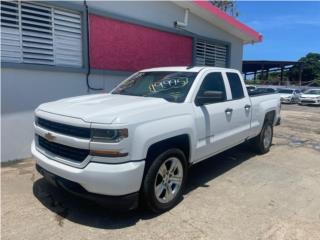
[32,66,281,212]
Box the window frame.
[0,1,87,72]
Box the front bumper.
[31,141,145,197]
[299,99,320,105]
[280,98,293,103]
[36,164,139,210]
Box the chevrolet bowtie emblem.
[44,132,55,142]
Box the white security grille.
[54,9,82,66]
[195,39,228,67]
[21,2,54,64]
[0,1,82,67]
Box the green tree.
[289,53,320,85]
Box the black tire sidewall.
[142,148,188,213]
[259,122,273,153]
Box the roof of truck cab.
[141,66,236,72]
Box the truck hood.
[38,94,172,124]
[300,94,320,98]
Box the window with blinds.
[0,1,82,67]
[195,39,228,68]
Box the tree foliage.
[210,0,239,17]
[289,53,320,85]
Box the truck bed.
[248,89,278,97]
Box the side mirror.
[196,91,225,106]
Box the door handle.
[225,108,233,115]
[244,104,251,110]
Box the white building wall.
[1,68,130,161]
[1,68,86,161]
[88,73,130,91]
[1,1,244,161]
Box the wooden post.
[299,63,303,86]
[280,66,284,86]
[261,65,264,84]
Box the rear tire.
[142,148,187,213]
[251,121,273,154]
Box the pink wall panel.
[89,15,193,72]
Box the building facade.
[1,0,261,162]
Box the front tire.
[251,121,273,154]
[142,148,187,213]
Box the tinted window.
[197,72,226,102]
[305,89,320,95]
[258,88,276,93]
[278,89,294,94]
[226,72,244,99]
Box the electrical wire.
[84,0,103,91]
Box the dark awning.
[242,60,298,74]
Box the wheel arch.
[264,110,276,125]
[146,134,191,165]
[139,134,191,193]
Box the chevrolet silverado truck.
[32,66,281,212]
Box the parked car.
[246,85,257,93]
[298,89,320,105]
[278,88,301,104]
[32,66,281,212]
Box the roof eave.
[172,1,262,44]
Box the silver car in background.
[278,88,301,104]
[299,89,320,105]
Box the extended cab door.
[222,71,252,143]
[193,70,251,163]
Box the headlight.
[91,128,128,142]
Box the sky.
[237,1,320,61]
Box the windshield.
[304,89,320,95]
[112,71,198,103]
[278,89,294,94]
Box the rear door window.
[226,72,244,100]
